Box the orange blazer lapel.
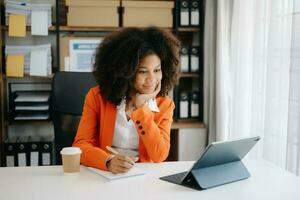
[100,101,117,149]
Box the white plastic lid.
[60,147,82,155]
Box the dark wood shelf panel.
[2,74,54,80]
[1,25,56,32]
[54,26,198,33]
[179,73,199,78]
[59,26,175,32]
[0,25,199,33]
[171,121,205,129]
[59,26,123,32]
[177,27,200,32]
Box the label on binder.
[42,153,50,165]
[6,156,15,167]
[18,153,27,166]
[30,152,39,166]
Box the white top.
[0,159,300,200]
[112,98,160,157]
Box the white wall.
[178,128,207,161]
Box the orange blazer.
[73,86,175,170]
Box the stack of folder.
[5,0,52,36]
[5,44,52,77]
[4,135,54,167]
[9,82,51,121]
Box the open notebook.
[87,166,145,180]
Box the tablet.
[160,136,261,190]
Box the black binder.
[39,138,53,166]
[190,91,200,118]
[190,46,199,72]
[180,0,190,26]
[180,46,190,73]
[190,0,200,26]
[28,136,40,166]
[16,136,28,166]
[179,91,189,119]
[4,138,17,167]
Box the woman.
[73,27,180,174]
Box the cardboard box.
[60,36,103,71]
[66,0,120,27]
[123,1,174,27]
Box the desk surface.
[0,159,300,200]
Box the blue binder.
[160,136,261,190]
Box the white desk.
[0,159,300,200]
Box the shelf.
[171,121,205,129]
[59,26,123,32]
[177,27,200,32]
[59,26,176,32]
[2,74,54,80]
[1,25,56,32]
[54,26,198,33]
[0,25,199,33]
[179,73,199,78]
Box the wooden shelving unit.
[0,0,206,165]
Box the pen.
[106,146,139,163]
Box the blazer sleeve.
[73,89,110,170]
[130,98,175,162]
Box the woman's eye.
[154,69,161,73]
[139,71,147,74]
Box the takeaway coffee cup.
[60,147,82,173]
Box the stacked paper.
[13,91,51,120]
[5,44,52,76]
[5,0,52,27]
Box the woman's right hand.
[106,154,135,174]
[134,82,161,109]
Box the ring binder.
[180,0,189,26]
[28,136,39,166]
[16,136,28,166]
[190,0,200,26]
[4,138,17,167]
[179,91,189,118]
[40,138,53,166]
[180,46,189,73]
[190,46,199,72]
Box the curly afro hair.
[93,26,180,106]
